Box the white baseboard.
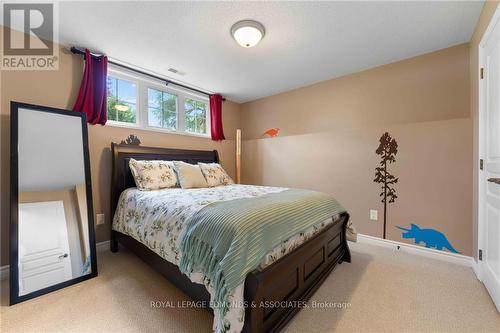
[472,260,482,281]
[0,240,111,281]
[357,233,474,267]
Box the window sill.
[105,121,211,139]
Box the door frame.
[477,4,500,282]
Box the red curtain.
[210,94,225,141]
[73,49,108,125]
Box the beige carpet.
[1,242,499,333]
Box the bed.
[109,143,351,333]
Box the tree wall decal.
[374,132,398,239]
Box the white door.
[479,9,500,313]
[18,201,73,296]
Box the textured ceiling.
[57,1,484,103]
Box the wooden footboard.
[242,212,350,333]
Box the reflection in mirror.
[13,104,96,299]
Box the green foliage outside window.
[107,94,136,123]
[148,89,177,129]
[185,98,207,134]
[107,76,136,123]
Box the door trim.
[477,4,500,308]
[478,4,500,275]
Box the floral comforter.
[112,184,339,333]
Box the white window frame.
[145,82,179,131]
[107,65,211,138]
[183,94,211,136]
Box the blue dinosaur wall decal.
[396,224,459,253]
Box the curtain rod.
[70,47,225,101]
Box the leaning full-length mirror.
[10,102,97,304]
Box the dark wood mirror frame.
[10,101,98,305]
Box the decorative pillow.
[129,158,178,191]
[198,163,234,187]
[173,161,208,189]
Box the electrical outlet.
[96,213,105,225]
[370,209,378,221]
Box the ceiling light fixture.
[231,20,265,48]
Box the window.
[184,98,208,134]
[107,76,137,124]
[106,66,210,137]
[148,88,177,129]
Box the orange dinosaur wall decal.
[263,128,280,137]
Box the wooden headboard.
[110,142,219,219]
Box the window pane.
[107,77,117,121]
[107,76,137,124]
[117,79,137,103]
[147,88,177,129]
[117,103,136,123]
[164,110,177,128]
[107,77,117,98]
[148,89,161,108]
[148,107,162,127]
[185,98,207,134]
[162,93,177,113]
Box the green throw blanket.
[179,189,346,316]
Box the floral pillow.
[129,158,178,191]
[198,163,234,187]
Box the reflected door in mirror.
[11,102,97,304]
[18,201,73,295]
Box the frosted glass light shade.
[231,20,265,48]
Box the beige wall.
[241,44,470,140]
[470,1,499,261]
[241,43,473,255]
[0,36,242,266]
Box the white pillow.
[173,161,208,189]
[129,158,178,191]
[198,163,234,187]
